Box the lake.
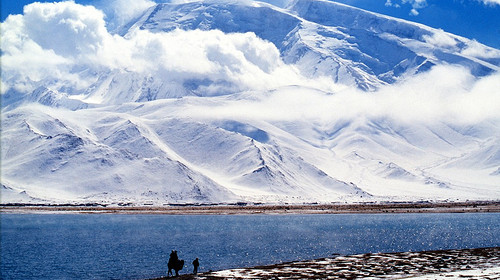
[1,212,499,279]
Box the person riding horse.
[167,250,184,277]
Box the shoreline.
[1,201,499,215]
[149,247,500,279]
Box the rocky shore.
[151,247,500,279]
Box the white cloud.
[23,1,109,57]
[117,28,320,94]
[1,2,112,93]
[422,29,457,48]
[1,1,333,97]
[409,8,419,16]
[479,0,500,6]
[385,0,401,8]
[461,40,500,58]
[386,0,428,16]
[403,0,428,9]
[181,65,500,126]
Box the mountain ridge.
[1,0,499,204]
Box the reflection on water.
[1,213,499,279]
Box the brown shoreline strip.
[1,201,500,214]
[150,247,500,279]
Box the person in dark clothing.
[168,250,183,277]
[170,250,178,262]
[192,258,199,274]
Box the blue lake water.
[1,213,499,279]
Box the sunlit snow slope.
[1,0,499,204]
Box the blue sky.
[1,0,499,49]
[333,0,500,49]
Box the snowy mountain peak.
[1,0,499,204]
[3,0,499,108]
[124,0,499,91]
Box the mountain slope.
[3,92,499,204]
[1,106,238,203]
[1,102,370,204]
[1,0,499,204]
[125,0,499,91]
[3,0,499,108]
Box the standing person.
[192,258,199,274]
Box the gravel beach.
[2,201,499,215]
[150,247,500,279]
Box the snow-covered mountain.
[126,0,498,91]
[1,0,499,204]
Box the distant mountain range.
[2,0,499,204]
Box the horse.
[167,259,184,277]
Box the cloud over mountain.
[1,1,326,97]
[96,0,155,31]
[180,65,500,126]
[3,1,498,124]
[1,0,499,204]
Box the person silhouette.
[168,250,182,277]
[170,250,178,262]
[192,258,199,274]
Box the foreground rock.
[152,247,499,279]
